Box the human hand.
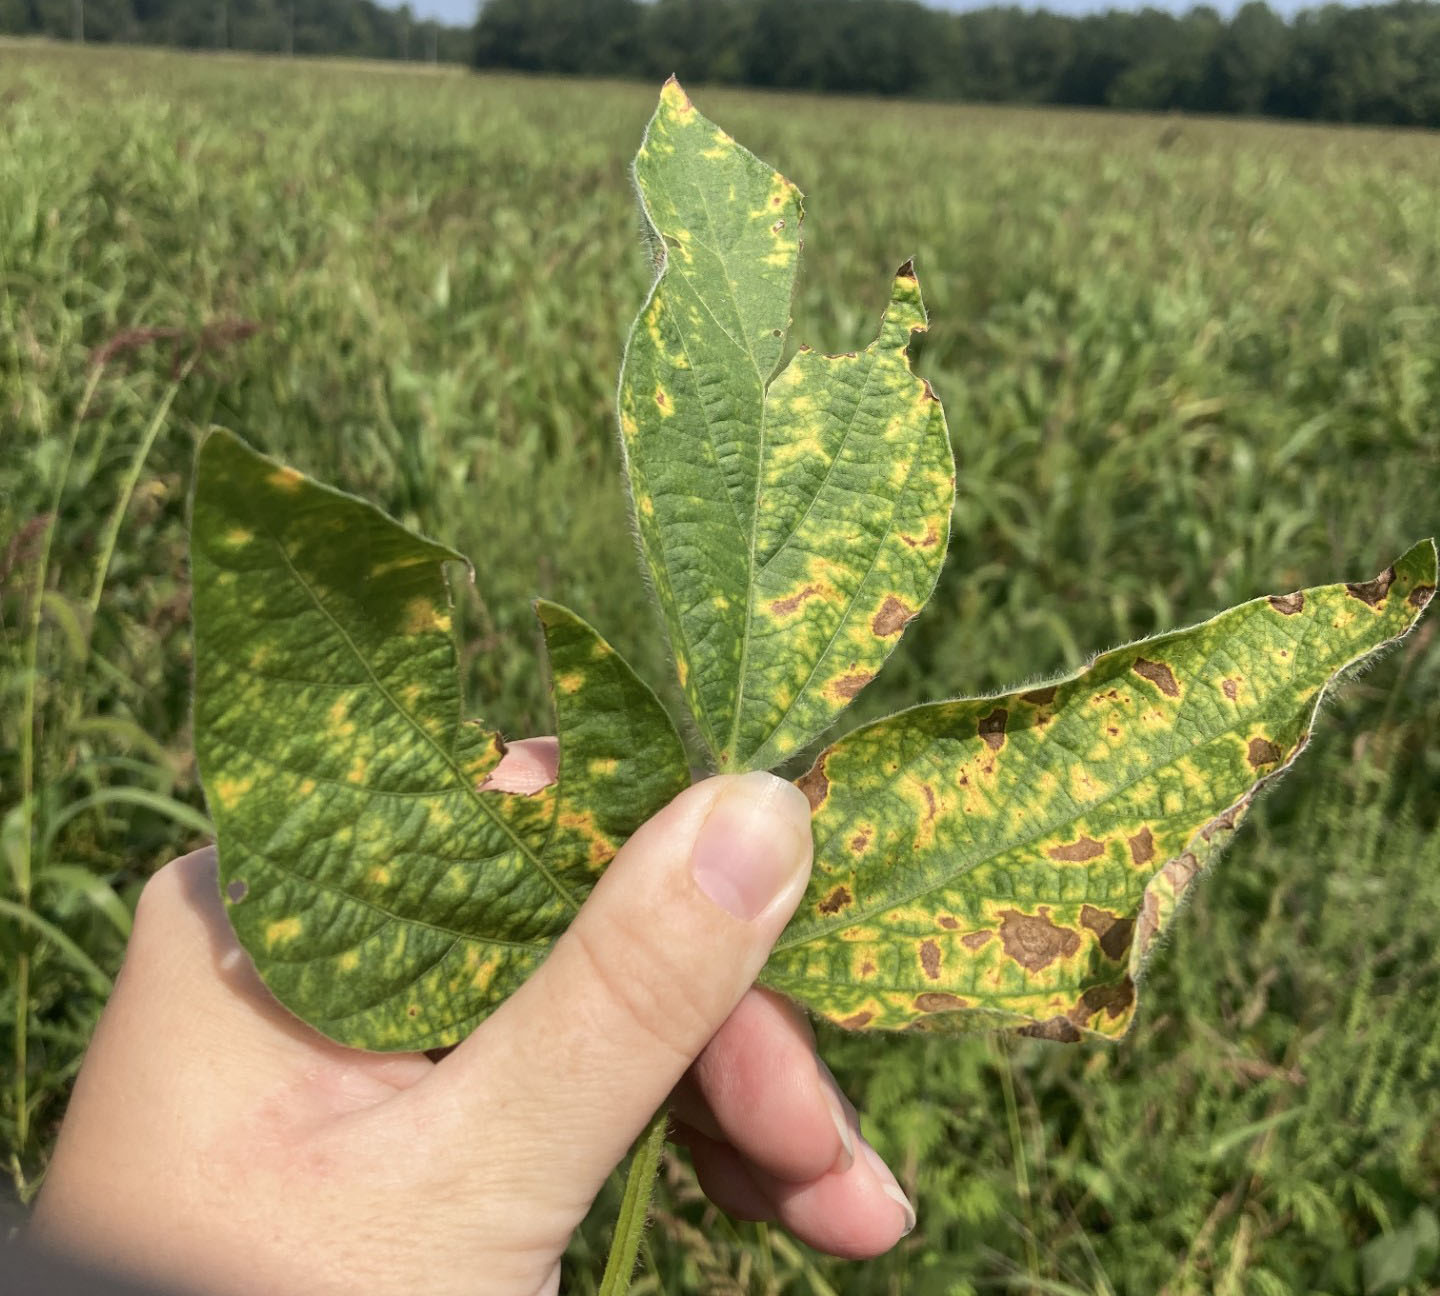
[30,739,914,1296]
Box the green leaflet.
[620,79,954,774]
[763,541,1437,1040]
[191,431,689,1050]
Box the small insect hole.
[226,879,248,903]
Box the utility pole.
[72,0,83,43]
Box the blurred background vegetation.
[9,0,1440,127]
[2,38,1438,1295]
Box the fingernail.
[816,1058,855,1172]
[860,1138,916,1238]
[691,771,813,921]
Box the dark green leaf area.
[192,431,688,1051]
[766,540,1436,1040]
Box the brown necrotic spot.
[921,378,939,402]
[839,1010,873,1029]
[1200,805,1240,842]
[849,827,872,854]
[961,929,993,950]
[818,885,853,915]
[901,521,940,549]
[998,907,1081,972]
[1346,566,1396,607]
[795,759,829,812]
[1268,591,1305,616]
[870,596,913,637]
[770,584,822,616]
[771,218,785,233]
[225,879,248,903]
[1133,657,1179,697]
[1410,584,1435,609]
[897,258,917,280]
[919,939,941,980]
[1080,905,1136,961]
[1137,891,1162,954]
[1162,852,1201,896]
[1078,976,1136,1021]
[1020,1016,1082,1043]
[1021,685,1057,706]
[915,992,968,1012]
[1222,678,1238,700]
[831,671,874,700]
[938,915,958,930]
[1047,835,1105,863]
[1247,736,1283,768]
[978,707,1008,751]
[1127,826,1155,866]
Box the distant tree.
[474,0,643,76]
[1206,1,1288,113]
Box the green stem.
[85,366,190,623]
[597,1106,667,1296]
[995,1033,1041,1283]
[13,366,99,1172]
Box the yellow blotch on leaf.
[224,527,253,546]
[327,698,357,738]
[556,671,583,695]
[589,757,619,777]
[264,917,303,949]
[337,951,360,972]
[660,79,694,115]
[403,597,450,636]
[212,774,255,811]
[346,755,368,785]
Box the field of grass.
[3,38,1439,1294]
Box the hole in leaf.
[226,879,248,903]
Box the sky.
[407,0,1319,23]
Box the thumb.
[433,771,814,1193]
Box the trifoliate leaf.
[619,79,954,774]
[763,542,1436,1039]
[191,431,689,1050]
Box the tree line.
[5,0,1440,129]
[0,0,471,62]
[474,0,1440,128]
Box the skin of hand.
[30,739,914,1296]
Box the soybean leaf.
[191,431,689,1051]
[619,79,954,774]
[762,542,1436,1040]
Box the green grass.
[3,38,1439,1293]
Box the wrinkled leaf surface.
[620,79,954,772]
[192,431,689,1050]
[764,543,1436,1040]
